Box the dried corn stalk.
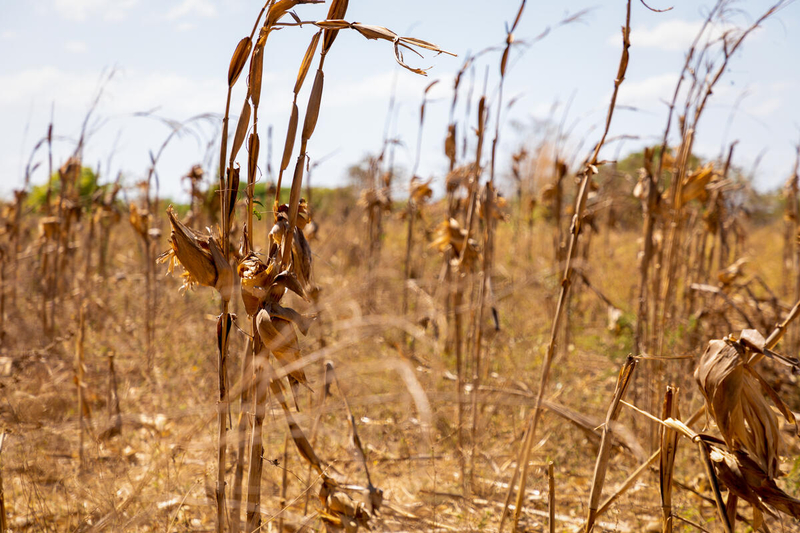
[240,203,316,410]
[659,387,680,533]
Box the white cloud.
[0,66,95,108]
[769,81,795,92]
[0,65,303,129]
[748,97,781,118]
[53,0,138,22]
[617,72,678,107]
[324,70,453,109]
[176,21,196,32]
[104,0,138,22]
[65,40,88,53]
[608,18,742,52]
[1,30,17,41]
[165,0,217,21]
[0,66,226,117]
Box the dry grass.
[4,1,800,532]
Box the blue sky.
[1,0,799,202]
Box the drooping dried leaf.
[257,310,308,392]
[444,124,456,166]
[129,203,149,239]
[248,131,260,184]
[321,0,348,54]
[227,165,240,228]
[681,163,715,205]
[695,330,799,478]
[249,35,265,108]
[265,302,315,336]
[478,183,508,221]
[409,177,433,205]
[500,32,513,78]
[710,446,800,519]
[281,103,299,173]
[351,23,395,42]
[357,188,391,211]
[228,37,252,87]
[230,100,252,165]
[718,257,747,285]
[445,163,474,192]
[295,31,321,95]
[430,217,481,270]
[265,0,303,29]
[302,69,324,141]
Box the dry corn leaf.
[249,34,265,107]
[265,302,314,336]
[228,37,252,87]
[430,217,481,270]
[247,132,260,188]
[129,203,149,239]
[257,310,308,396]
[445,164,474,192]
[694,329,798,478]
[681,163,715,205]
[718,257,747,285]
[265,0,308,28]
[302,69,324,141]
[285,408,323,472]
[357,188,391,211]
[295,31,321,95]
[479,183,507,221]
[38,216,59,240]
[281,103,299,173]
[231,100,252,165]
[409,177,433,205]
[227,165,240,226]
[321,0,348,54]
[710,446,800,519]
[444,124,456,166]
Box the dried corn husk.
[409,177,433,205]
[159,206,233,302]
[430,218,480,270]
[129,203,150,239]
[357,188,391,211]
[269,203,313,292]
[718,257,747,286]
[444,124,456,167]
[257,310,308,401]
[319,477,372,533]
[445,164,474,193]
[681,163,716,205]
[478,183,507,221]
[238,252,276,316]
